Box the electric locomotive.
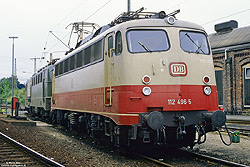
[27,64,54,118]
[27,8,227,149]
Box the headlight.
[142,87,151,96]
[204,86,211,96]
[142,75,151,85]
[203,75,210,84]
[167,16,176,25]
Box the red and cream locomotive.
[26,8,227,148]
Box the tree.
[0,77,25,105]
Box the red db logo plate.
[169,62,187,77]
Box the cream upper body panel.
[113,24,215,86]
[54,18,215,94]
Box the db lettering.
[173,65,185,73]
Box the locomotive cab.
[103,11,226,148]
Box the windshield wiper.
[138,41,151,52]
[185,33,205,54]
[195,43,203,53]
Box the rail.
[140,148,249,167]
[0,131,65,167]
[180,148,249,167]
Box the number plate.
[168,99,192,105]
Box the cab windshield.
[127,29,170,53]
[180,31,210,55]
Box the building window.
[244,67,250,106]
[215,70,223,106]
[245,67,250,79]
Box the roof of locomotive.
[32,63,54,77]
[115,18,205,31]
[55,11,206,65]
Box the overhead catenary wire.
[49,31,70,49]
[44,32,50,50]
[51,0,88,31]
[44,0,112,53]
[202,8,250,26]
[45,33,71,53]
[44,0,87,51]
[84,0,112,21]
[166,0,189,11]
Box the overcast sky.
[1,0,250,83]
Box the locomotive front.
[110,12,226,148]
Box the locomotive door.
[104,33,114,106]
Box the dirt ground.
[193,131,250,166]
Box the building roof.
[209,25,250,53]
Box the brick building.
[209,20,250,115]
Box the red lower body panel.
[52,85,218,125]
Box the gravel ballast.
[0,118,249,166]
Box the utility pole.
[9,36,18,117]
[50,53,53,63]
[14,58,17,88]
[128,0,131,13]
[30,57,40,74]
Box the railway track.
[182,149,249,167]
[226,120,250,125]
[0,131,65,167]
[224,124,250,136]
[140,148,249,167]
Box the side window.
[54,38,104,77]
[81,50,85,66]
[59,62,63,75]
[41,73,43,82]
[55,64,59,76]
[70,55,76,71]
[39,74,41,83]
[108,36,113,57]
[85,46,91,65]
[37,74,40,84]
[64,59,69,73]
[90,45,95,63]
[115,31,122,55]
[76,51,82,68]
[94,39,103,61]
